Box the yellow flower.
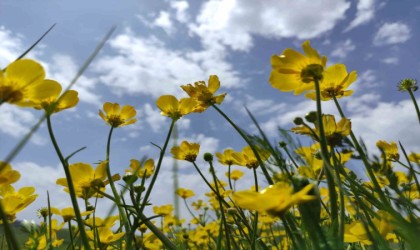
[232,182,316,217]
[0,59,47,106]
[291,114,351,146]
[84,215,119,228]
[191,199,207,210]
[216,148,241,166]
[305,64,357,101]
[0,162,20,187]
[227,169,244,181]
[31,79,78,114]
[153,204,174,216]
[295,144,352,179]
[408,153,420,163]
[126,159,155,178]
[99,102,137,128]
[0,185,37,222]
[86,227,125,245]
[344,221,372,245]
[156,95,197,120]
[171,141,200,162]
[232,146,270,169]
[176,188,195,199]
[51,207,93,222]
[56,161,117,199]
[376,140,399,161]
[269,40,327,95]
[181,75,227,112]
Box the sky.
[0,0,420,222]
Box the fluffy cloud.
[381,57,399,65]
[153,11,174,34]
[373,22,411,46]
[331,39,356,59]
[0,26,23,66]
[0,104,46,145]
[190,0,351,51]
[345,0,376,31]
[170,1,189,23]
[93,29,241,98]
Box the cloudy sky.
[1,0,420,222]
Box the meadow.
[0,28,419,250]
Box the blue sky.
[1,0,420,221]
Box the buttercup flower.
[227,170,244,181]
[0,185,38,222]
[305,64,357,101]
[232,182,316,217]
[31,79,79,114]
[156,95,196,120]
[99,102,137,128]
[171,141,200,162]
[56,161,118,199]
[291,114,351,146]
[232,146,270,169]
[153,204,174,217]
[216,148,241,166]
[86,227,125,245]
[126,159,155,178]
[0,162,20,187]
[0,59,47,106]
[269,40,327,95]
[376,140,399,161]
[176,188,195,199]
[181,75,227,112]
[51,207,93,222]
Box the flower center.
[0,86,23,103]
[300,64,324,83]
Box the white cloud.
[0,104,46,145]
[153,11,174,34]
[140,103,168,133]
[348,98,420,154]
[373,22,411,46]
[354,69,380,89]
[381,57,399,65]
[94,28,241,98]
[331,39,356,59]
[47,54,101,105]
[0,26,23,66]
[190,0,351,51]
[170,1,189,23]
[345,0,376,31]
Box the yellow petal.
[207,75,220,94]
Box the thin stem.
[46,115,90,250]
[104,126,131,236]
[407,89,420,126]
[251,167,259,250]
[314,79,338,245]
[209,160,231,250]
[227,165,233,190]
[211,104,273,185]
[139,120,176,215]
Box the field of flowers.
[0,29,419,250]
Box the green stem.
[46,115,90,250]
[0,205,19,250]
[408,89,420,126]
[209,161,231,250]
[227,165,233,191]
[332,96,390,205]
[105,127,131,236]
[251,167,259,250]
[314,79,338,245]
[139,120,176,214]
[211,104,273,185]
